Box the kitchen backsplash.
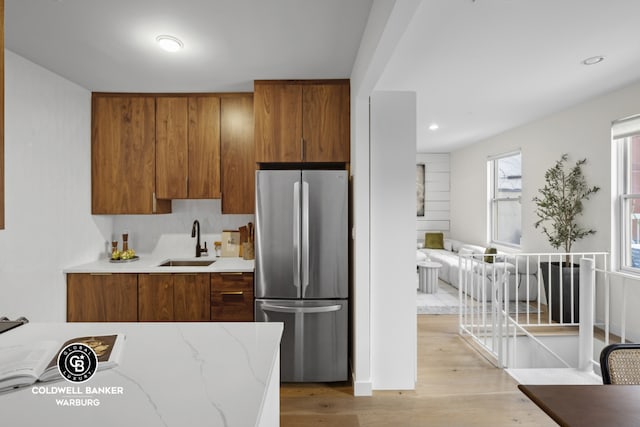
[111,199,254,254]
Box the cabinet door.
[91,95,171,214]
[156,97,189,199]
[138,274,174,321]
[174,273,210,321]
[254,82,303,163]
[221,94,255,214]
[188,96,221,198]
[211,273,254,321]
[302,82,350,162]
[67,273,138,322]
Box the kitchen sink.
[158,259,216,267]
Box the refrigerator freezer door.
[255,170,302,299]
[302,170,348,299]
[255,299,348,382]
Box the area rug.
[417,281,541,315]
[417,281,459,314]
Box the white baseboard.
[352,373,373,396]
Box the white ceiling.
[376,0,640,152]
[7,1,640,153]
[5,0,372,92]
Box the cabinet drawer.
[210,272,254,321]
[211,289,254,321]
[210,272,253,292]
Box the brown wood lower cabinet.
[139,273,210,321]
[67,273,138,322]
[174,274,210,321]
[68,271,253,322]
[211,272,254,321]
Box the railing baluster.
[537,254,542,326]
[457,251,610,371]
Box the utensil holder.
[242,242,254,260]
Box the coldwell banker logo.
[32,337,125,407]
[57,342,98,383]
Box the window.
[614,115,640,271]
[489,152,521,247]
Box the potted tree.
[533,154,600,323]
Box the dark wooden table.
[518,384,640,427]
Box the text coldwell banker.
[32,386,124,395]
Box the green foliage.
[532,154,600,263]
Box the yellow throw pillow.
[484,247,497,263]
[424,232,444,249]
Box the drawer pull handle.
[220,272,243,276]
[221,291,244,295]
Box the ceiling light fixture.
[428,123,439,131]
[582,56,604,66]
[156,35,184,52]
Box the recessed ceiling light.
[156,35,184,52]
[428,123,439,131]
[582,56,604,66]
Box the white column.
[579,258,596,371]
[370,91,417,390]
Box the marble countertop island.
[0,322,282,426]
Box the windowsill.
[614,267,640,279]
[489,241,521,253]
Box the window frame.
[615,119,640,274]
[488,151,522,248]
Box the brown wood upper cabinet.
[138,273,210,322]
[92,94,171,214]
[221,94,255,214]
[254,80,350,163]
[156,96,221,199]
[67,273,138,322]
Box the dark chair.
[600,343,640,384]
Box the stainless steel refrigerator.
[254,169,348,382]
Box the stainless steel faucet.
[191,219,202,257]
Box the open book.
[0,334,124,392]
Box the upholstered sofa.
[418,234,538,302]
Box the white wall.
[450,78,640,342]
[111,200,253,253]
[0,50,111,321]
[450,80,640,254]
[370,91,417,390]
[349,0,422,396]
[416,153,450,241]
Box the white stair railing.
[458,252,607,370]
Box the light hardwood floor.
[280,315,555,426]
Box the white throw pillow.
[459,247,473,257]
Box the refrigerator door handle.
[261,303,342,314]
[293,181,301,297]
[301,180,310,297]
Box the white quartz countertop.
[64,255,254,273]
[0,322,283,426]
[64,233,254,273]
